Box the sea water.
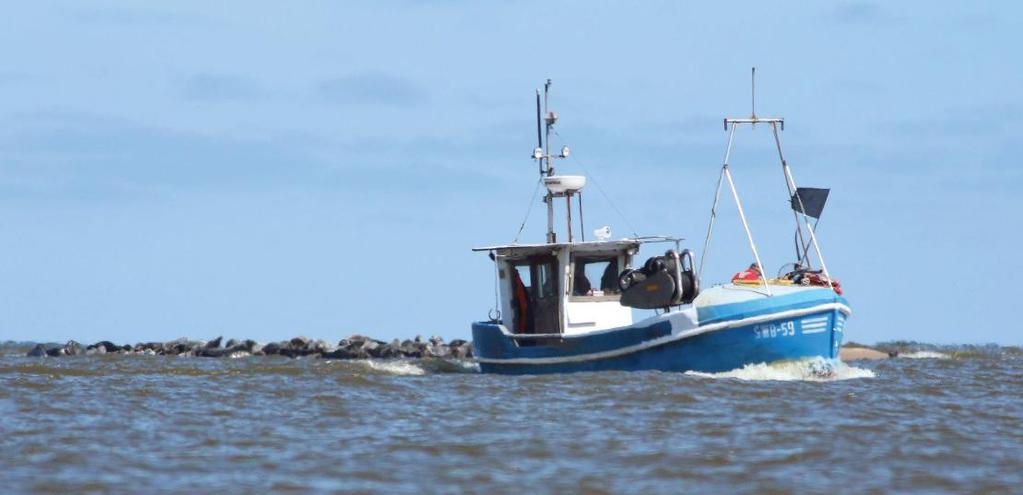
[1,343,1020,494]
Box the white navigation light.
[594,226,612,241]
[543,175,586,195]
[560,145,570,158]
[533,147,543,160]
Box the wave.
[870,341,1020,360]
[354,358,479,376]
[685,357,875,382]
[898,351,950,359]
[364,360,427,376]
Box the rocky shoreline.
[25,335,473,360]
[839,345,896,361]
[24,337,902,362]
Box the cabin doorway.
[510,256,561,335]
[530,256,560,334]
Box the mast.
[544,79,552,177]
[531,79,572,244]
[544,79,556,243]
[536,90,543,177]
[701,67,836,294]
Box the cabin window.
[536,261,556,298]
[571,256,620,298]
[512,265,531,293]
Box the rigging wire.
[553,130,640,238]
[512,176,544,244]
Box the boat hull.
[472,288,849,375]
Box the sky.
[1,1,1021,345]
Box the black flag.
[791,187,829,219]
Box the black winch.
[618,249,699,309]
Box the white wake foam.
[364,360,427,376]
[454,360,481,372]
[685,357,875,382]
[899,351,950,359]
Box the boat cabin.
[475,240,641,336]
[472,79,693,337]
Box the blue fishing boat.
[472,75,849,375]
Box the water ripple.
[1,346,1022,493]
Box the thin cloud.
[0,110,318,198]
[181,73,267,102]
[0,72,35,86]
[0,109,513,201]
[69,7,214,27]
[829,2,894,25]
[317,73,427,106]
[881,103,1022,140]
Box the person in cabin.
[573,267,592,296]
[511,268,531,333]
[600,259,620,294]
[732,262,763,282]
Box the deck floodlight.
[560,145,570,158]
[533,147,543,160]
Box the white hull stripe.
[477,302,851,365]
[801,328,828,334]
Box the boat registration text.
[753,321,796,339]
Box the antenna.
[543,79,556,177]
[723,67,783,131]
[751,67,756,119]
[536,89,543,176]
